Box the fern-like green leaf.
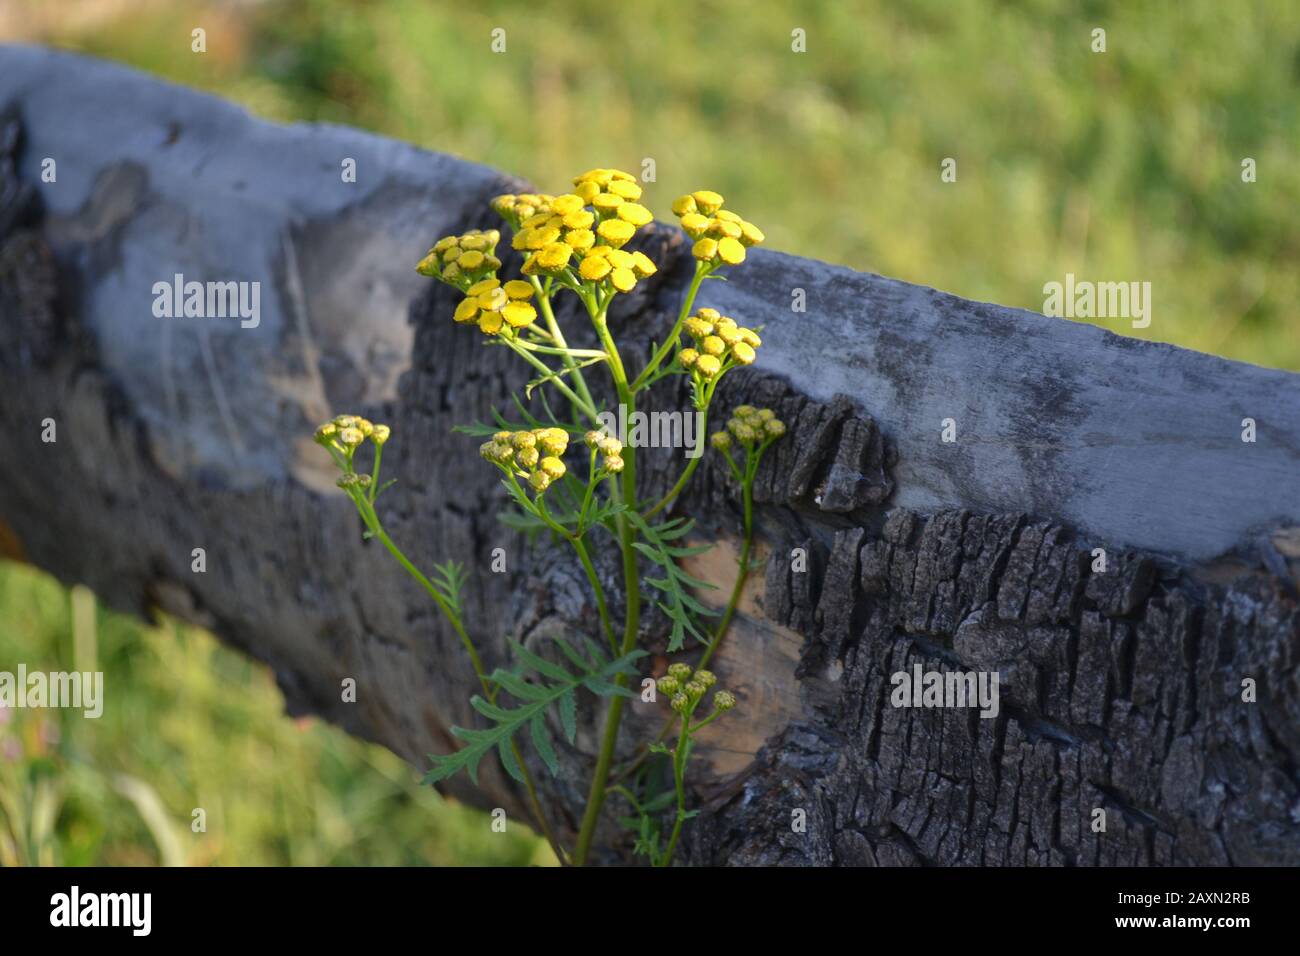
[626,512,718,651]
[422,637,646,787]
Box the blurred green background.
[1,0,1296,865]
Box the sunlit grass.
[0,561,551,866]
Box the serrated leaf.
[491,669,552,702]
[498,738,525,783]
[508,638,572,682]
[530,714,559,776]
[582,675,635,698]
[559,689,577,744]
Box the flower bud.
[529,471,552,493]
[695,354,721,378]
[657,675,680,696]
[371,424,391,446]
[710,431,731,451]
[713,690,736,712]
[667,662,692,681]
[695,669,717,689]
[603,455,625,474]
[671,693,690,715]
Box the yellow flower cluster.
[671,190,764,267]
[479,426,571,493]
[656,662,736,716]
[710,405,786,450]
[677,308,762,380]
[453,277,538,335]
[583,429,626,474]
[491,169,658,294]
[314,414,391,488]
[416,229,502,288]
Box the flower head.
[495,171,658,298]
[726,405,787,448]
[478,426,576,496]
[678,309,764,384]
[416,230,503,289]
[671,190,763,269]
[447,276,538,337]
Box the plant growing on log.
[314,169,782,866]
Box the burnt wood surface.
[2,46,1298,865]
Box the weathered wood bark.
[2,47,1298,865]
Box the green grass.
[4,0,1297,866]
[28,0,1300,369]
[0,561,549,866]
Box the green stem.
[573,308,641,867]
[358,497,569,865]
[659,721,690,867]
[532,276,599,421]
[503,337,598,422]
[642,444,703,520]
[632,262,710,392]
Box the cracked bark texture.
[2,48,1299,865]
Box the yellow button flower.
[536,242,573,271]
[565,228,596,251]
[551,194,586,216]
[680,213,710,238]
[608,179,642,200]
[692,190,724,214]
[692,237,719,261]
[478,311,504,335]
[563,209,595,230]
[717,237,746,264]
[592,192,624,214]
[617,203,653,227]
[503,301,537,328]
[672,195,698,216]
[579,255,612,281]
[454,298,480,323]
[630,251,658,276]
[611,267,637,292]
[739,221,765,246]
[597,219,636,248]
[503,279,534,299]
[476,286,507,310]
[684,317,713,338]
[695,354,721,377]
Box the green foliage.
[0,562,549,866]
[36,0,1297,370]
[422,639,646,785]
[627,513,718,652]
